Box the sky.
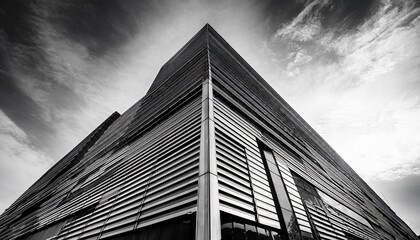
[0,0,419,235]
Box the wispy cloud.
[0,110,53,212]
[268,0,420,181]
[0,1,160,159]
[0,0,272,215]
[273,0,328,42]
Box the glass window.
[159,222,175,240]
[318,191,371,228]
[266,161,280,176]
[233,222,246,239]
[270,230,282,240]
[221,212,281,240]
[271,175,292,211]
[246,224,258,240]
[263,149,276,164]
[173,218,193,240]
[292,174,322,207]
[257,227,271,240]
[146,226,160,240]
[105,215,194,240]
[281,209,302,240]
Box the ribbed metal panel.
[273,154,313,237]
[55,97,202,240]
[147,27,208,94]
[206,23,416,239]
[0,112,120,240]
[214,97,281,230]
[215,128,255,222]
[0,96,201,240]
[121,29,208,145]
[81,98,143,163]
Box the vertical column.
[196,78,221,240]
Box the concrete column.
[196,78,221,240]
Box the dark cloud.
[0,17,53,150]
[46,0,149,57]
[0,1,39,46]
[262,0,307,34]
[319,0,378,33]
[0,1,46,70]
[0,71,53,149]
[262,0,379,37]
[0,0,90,153]
[0,0,148,58]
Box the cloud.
[0,110,52,213]
[0,1,160,159]
[369,175,420,234]
[267,0,420,181]
[273,0,327,42]
[316,71,420,181]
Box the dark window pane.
[245,224,258,240]
[222,222,233,229]
[257,227,270,240]
[137,230,149,240]
[221,222,233,240]
[173,219,192,240]
[233,222,246,239]
[281,209,301,240]
[147,225,160,240]
[234,222,245,230]
[159,222,175,240]
[270,230,282,240]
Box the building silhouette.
[0,24,417,240]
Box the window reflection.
[257,227,270,240]
[318,191,371,228]
[292,175,323,207]
[104,214,195,240]
[263,149,276,164]
[220,212,281,240]
[246,224,258,240]
[233,222,246,239]
[221,213,233,240]
[270,175,292,211]
[271,231,282,240]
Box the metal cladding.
[0,24,417,240]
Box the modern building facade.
[0,24,417,240]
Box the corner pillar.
[196,78,221,240]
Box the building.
[0,24,417,240]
